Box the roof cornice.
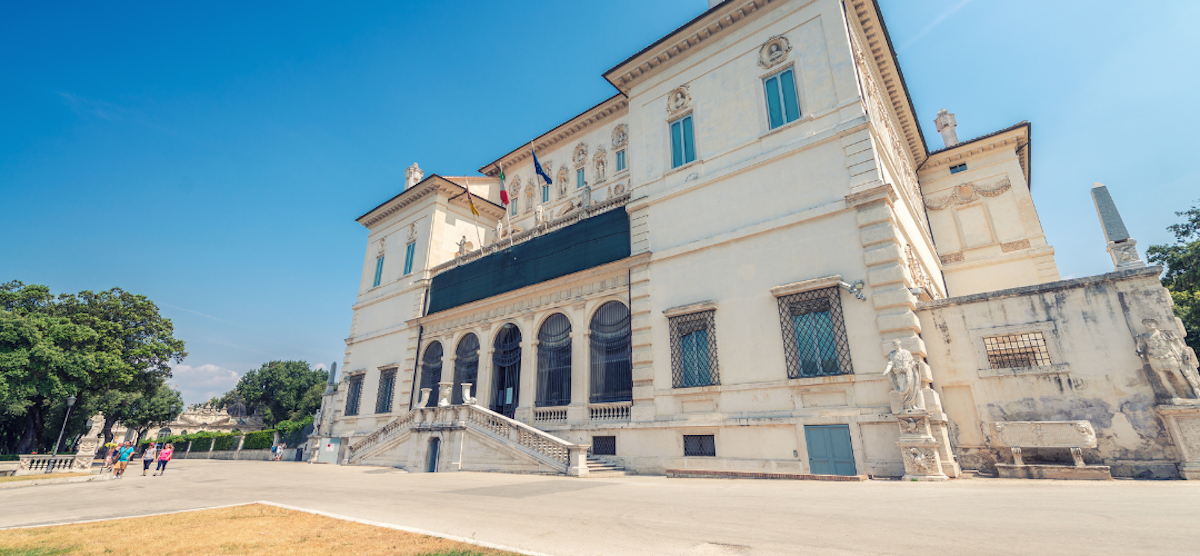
[921,122,1031,189]
[848,0,929,165]
[356,174,505,229]
[480,95,628,176]
[601,0,779,95]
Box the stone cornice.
[602,0,779,94]
[920,123,1031,190]
[356,175,504,229]
[848,0,929,166]
[480,95,629,176]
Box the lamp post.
[46,395,77,474]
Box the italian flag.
[497,163,509,206]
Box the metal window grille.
[670,309,720,388]
[590,301,633,403]
[984,332,1052,369]
[591,435,616,456]
[375,369,396,414]
[419,342,443,408]
[491,324,522,418]
[536,313,572,407]
[776,286,853,379]
[683,434,716,457]
[452,334,480,404]
[344,376,363,416]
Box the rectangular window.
[344,376,363,416]
[576,168,585,189]
[403,242,415,275]
[372,256,384,287]
[669,309,719,388]
[542,184,550,203]
[984,332,1052,369]
[764,68,801,129]
[616,150,626,172]
[375,369,396,414]
[776,286,854,379]
[591,436,616,456]
[950,163,967,174]
[510,199,518,215]
[683,434,716,457]
[670,115,696,168]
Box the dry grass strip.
[0,503,522,556]
[0,473,93,484]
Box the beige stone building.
[316,0,1200,480]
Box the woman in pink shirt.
[153,443,174,476]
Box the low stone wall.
[178,448,301,461]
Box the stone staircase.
[585,456,628,477]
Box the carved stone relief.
[666,84,691,115]
[612,124,628,150]
[377,237,386,258]
[940,252,964,264]
[758,35,792,69]
[925,177,1012,211]
[1000,239,1031,252]
[557,167,570,196]
[593,147,607,183]
[407,223,417,241]
[573,143,588,169]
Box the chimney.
[934,109,958,148]
[1091,182,1145,271]
[404,163,424,189]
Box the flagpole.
[497,161,510,238]
[467,182,484,250]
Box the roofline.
[867,0,930,160]
[355,174,504,226]
[922,121,1032,190]
[478,93,628,176]
[601,0,734,88]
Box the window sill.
[977,363,1069,379]
[663,159,701,179]
[787,373,856,387]
[759,113,812,140]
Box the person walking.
[141,443,158,476]
[153,443,174,476]
[114,441,135,479]
[103,445,115,473]
[274,443,286,461]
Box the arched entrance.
[427,437,441,473]
[492,323,522,418]
[453,334,480,404]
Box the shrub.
[242,430,275,450]
[190,436,214,451]
[213,433,241,451]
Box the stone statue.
[456,236,468,256]
[405,162,423,189]
[672,90,687,111]
[494,220,504,243]
[1135,318,1200,401]
[535,204,545,226]
[596,158,606,181]
[768,43,784,63]
[884,339,922,412]
[582,182,592,209]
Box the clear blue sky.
[4,1,1197,405]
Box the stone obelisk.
[1091,182,1145,271]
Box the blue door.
[805,425,857,476]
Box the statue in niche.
[456,236,468,256]
[494,220,505,242]
[535,204,545,226]
[1135,318,1200,401]
[884,339,922,412]
[671,90,687,111]
[595,157,606,182]
[582,182,592,209]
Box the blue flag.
[532,150,553,186]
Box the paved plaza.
[2,460,1197,556]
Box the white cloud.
[169,363,241,406]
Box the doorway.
[427,437,441,473]
[804,424,856,476]
[491,323,522,418]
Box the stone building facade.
[317,0,1200,479]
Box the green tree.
[0,281,187,453]
[1147,202,1200,353]
[82,384,183,445]
[229,361,326,427]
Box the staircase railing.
[346,403,590,476]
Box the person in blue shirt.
[114,441,136,479]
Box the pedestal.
[1156,402,1200,480]
[895,413,949,481]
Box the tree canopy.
[0,281,186,453]
[220,360,327,427]
[1148,202,1200,353]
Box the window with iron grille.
[375,369,396,414]
[536,313,572,407]
[419,342,443,408]
[590,301,632,403]
[683,434,715,457]
[452,334,480,405]
[776,286,853,379]
[670,309,719,388]
[591,435,616,456]
[983,332,1052,369]
[344,375,363,416]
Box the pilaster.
[515,313,536,424]
[628,260,656,422]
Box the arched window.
[419,342,443,408]
[452,334,480,404]
[492,324,522,418]
[157,428,172,438]
[536,313,572,407]
[589,301,632,403]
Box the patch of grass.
[0,504,519,556]
[0,473,93,484]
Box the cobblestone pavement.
[2,460,1197,556]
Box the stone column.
[479,347,495,409]
[568,301,589,425]
[516,313,536,424]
